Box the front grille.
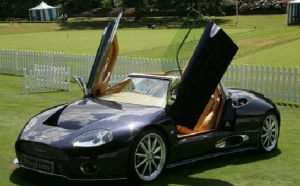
[20,142,68,162]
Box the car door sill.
[166,146,257,168]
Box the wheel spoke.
[268,137,272,147]
[153,146,161,154]
[261,133,268,138]
[151,160,158,170]
[142,162,149,175]
[152,138,157,152]
[140,141,148,153]
[271,120,275,128]
[265,137,269,147]
[147,136,152,152]
[263,136,268,146]
[149,161,152,174]
[267,119,272,129]
[271,134,275,139]
[263,126,268,132]
[136,153,147,158]
[264,120,269,128]
[154,155,161,160]
[136,159,147,169]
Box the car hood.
[19,99,168,145]
[41,98,166,131]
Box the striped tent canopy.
[29,1,59,22]
[287,0,300,25]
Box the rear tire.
[259,112,279,152]
[128,129,166,183]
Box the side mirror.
[73,76,89,97]
[167,77,181,105]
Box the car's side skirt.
[166,146,257,168]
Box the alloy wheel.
[134,132,166,182]
[261,114,279,151]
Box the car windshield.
[100,76,170,107]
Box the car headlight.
[73,129,113,147]
[23,117,38,132]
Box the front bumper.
[13,157,126,181]
[14,142,130,180]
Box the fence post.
[15,50,19,75]
[250,65,254,90]
[23,68,27,94]
[230,64,234,87]
[283,67,286,101]
[271,66,275,100]
[133,57,136,72]
[255,65,259,92]
[288,67,292,102]
[277,66,281,101]
[241,64,244,88]
[265,66,270,98]
[294,68,298,102]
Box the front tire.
[129,129,166,183]
[259,113,279,152]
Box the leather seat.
[195,97,220,132]
[177,88,221,135]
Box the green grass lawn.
[1,15,300,67]
[233,38,300,67]
[0,74,299,186]
[1,14,300,185]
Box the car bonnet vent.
[43,106,67,127]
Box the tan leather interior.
[194,88,221,132]
[213,86,226,130]
[92,36,119,97]
[197,97,220,131]
[177,86,224,136]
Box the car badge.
[34,147,46,153]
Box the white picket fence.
[223,64,299,103]
[0,49,184,80]
[0,49,93,79]
[23,64,70,94]
[0,49,299,103]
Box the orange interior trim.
[93,36,119,97]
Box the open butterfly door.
[86,13,122,97]
[166,21,238,130]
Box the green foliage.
[238,0,291,14]
[101,0,114,9]
[1,0,288,21]
[221,0,237,15]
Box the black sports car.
[14,13,280,183]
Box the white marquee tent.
[29,1,59,22]
[287,0,300,25]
